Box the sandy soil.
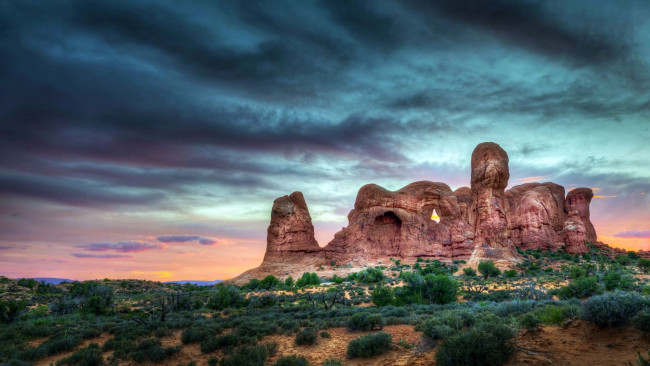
[35,321,650,366]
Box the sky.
[1,0,649,281]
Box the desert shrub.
[346,313,383,331]
[0,299,26,323]
[320,331,331,338]
[615,254,632,266]
[259,275,281,290]
[423,274,458,305]
[207,285,243,310]
[200,334,239,353]
[17,278,38,289]
[219,342,277,366]
[478,261,501,279]
[602,271,634,291]
[295,328,317,346]
[331,275,344,284]
[296,273,320,288]
[556,277,603,299]
[182,324,223,344]
[434,318,516,366]
[321,359,343,366]
[55,343,104,366]
[533,304,580,325]
[208,357,219,366]
[273,355,310,366]
[371,285,394,307]
[346,332,392,358]
[569,266,587,279]
[463,267,477,277]
[518,313,540,332]
[503,269,517,278]
[131,338,180,363]
[39,336,82,357]
[638,259,650,273]
[418,309,475,341]
[633,309,650,332]
[352,268,385,283]
[284,276,295,288]
[581,292,648,327]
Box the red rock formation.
[565,188,597,243]
[263,191,321,263]
[231,142,602,283]
[454,187,471,224]
[322,181,474,263]
[562,210,588,254]
[468,142,521,263]
[505,183,566,251]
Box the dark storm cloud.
[405,0,628,64]
[157,235,217,246]
[0,172,164,207]
[71,253,132,259]
[75,241,162,253]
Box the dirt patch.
[35,333,113,366]
[508,320,650,366]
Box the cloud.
[71,253,132,258]
[612,230,650,239]
[75,241,162,252]
[514,175,553,184]
[157,235,217,246]
[0,246,14,250]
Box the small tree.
[478,261,501,279]
[372,285,394,307]
[284,276,295,288]
[463,267,477,277]
[638,259,650,273]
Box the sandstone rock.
[263,191,321,263]
[454,186,471,224]
[565,188,597,243]
[505,183,566,251]
[323,181,474,262]
[468,142,521,264]
[562,210,588,254]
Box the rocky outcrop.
[322,181,474,263]
[468,142,521,264]
[263,191,321,263]
[505,183,566,251]
[565,188,597,243]
[231,142,602,283]
[562,210,589,254]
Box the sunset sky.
[1,0,649,281]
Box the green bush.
[321,359,343,366]
[503,269,517,278]
[422,274,458,305]
[274,355,310,366]
[55,343,104,366]
[296,273,320,288]
[320,331,331,338]
[347,313,383,331]
[435,320,516,366]
[478,261,501,279]
[331,275,344,284]
[284,276,295,288]
[463,267,477,276]
[208,357,219,366]
[569,266,587,279]
[130,338,180,363]
[207,285,243,310]
[371,285,394,307]
[0,299,26,323]
[518,313,540,332]
[219,342,277,366]
[295,328,317,346]
[581,293,648,327]
[258,275,281,290]
[633,309,650,332]
[200,334,238,353]
[418,310,475,341]
[346,332,392,358]
[556,277,603,299]
[638,259,650,273]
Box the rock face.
[263,192,321,263]
[505,183,566,251]
[322,181,474,263]
[467,142,521,264]
[231,142,601,282]
[565,188,597,243]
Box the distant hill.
[163,280,222,286]
[32,277,75,284]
